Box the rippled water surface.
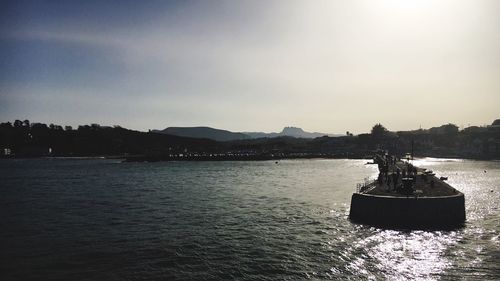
[0,158,499,280]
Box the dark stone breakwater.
[349,158,466,229]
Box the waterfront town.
[1,119,499,161]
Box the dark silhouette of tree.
[31,123,48,130]
[429,123,458,135]
[14,120,23,128]
[78,125,90,131]
[442,123,458,134]
[371,123,388,137]
[0,122,12,129]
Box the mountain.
[155,126,339,141]
[156,126,250,142]
[244,126,339,139]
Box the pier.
[349,155,466,229]
[362,161,459,197]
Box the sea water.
[0,158,498,280]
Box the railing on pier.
[356,177,372,193]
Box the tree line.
[1,119,499,159]
[0,120,219,157]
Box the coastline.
[1,154,499,162]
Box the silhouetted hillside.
[155,126,339,140]
[0,121,220,157]
[156,126,250,141]
[245,126,340,138]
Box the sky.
[1,0,499,134]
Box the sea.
[0,158,498,280]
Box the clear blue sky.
[1,0,499,133]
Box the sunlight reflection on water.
[340,228,456,280]
[337,158,500,280]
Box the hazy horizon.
[1,0,499,134]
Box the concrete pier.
[349,159,466,229]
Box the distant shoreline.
[1,154,499,162]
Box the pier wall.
[349,193,466,228]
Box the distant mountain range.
[156,127,249,142]
[244,126,339,139]
[154,126,340,141]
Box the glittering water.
[0,158,498,280]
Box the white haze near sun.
[1,0,499,134]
